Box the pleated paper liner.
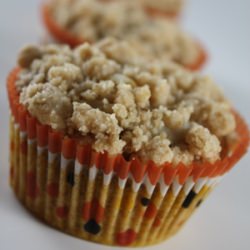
[41,2,207,71]
[7,69,249,246]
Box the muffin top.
[48,0,199,66]
[16,38,236,165]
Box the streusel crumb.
[140,0,183,13]
[49,0,199,66]
[16,39,236,165]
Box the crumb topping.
[16,40,236,165]
[141,0,183,13]
[49,0,199,65]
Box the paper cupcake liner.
[41,4,85,47]
[184,44,208,71]
[7,69,249,246]
[41,2,207,71]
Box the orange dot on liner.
[82,199,105,223]
[144,203,158,219]
[47,182,59,198]
[153,216,161,227]
[56,206,68,218]
[26,171,39,199]
[116,229,137,246]
[20,140,27,154]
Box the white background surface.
[0,0,249,249]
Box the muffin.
[7,39,249,246]
[41,0,206,71]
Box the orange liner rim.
[184,43,208,71]
[41,3,207,71]
[7,68,250,183]
[41,4,85,47]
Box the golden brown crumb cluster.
[49,0,198,65]
[16,39,236,165]
[141,0,183,13]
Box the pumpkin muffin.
[42,0,206,70]
[7,39,249,246]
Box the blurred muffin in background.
[42,0,206,70]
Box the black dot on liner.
[84,219,101,235]
[141,197,150,206]
[182,190,197,208]
[196,199,203,208]
[67,171,75,186]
